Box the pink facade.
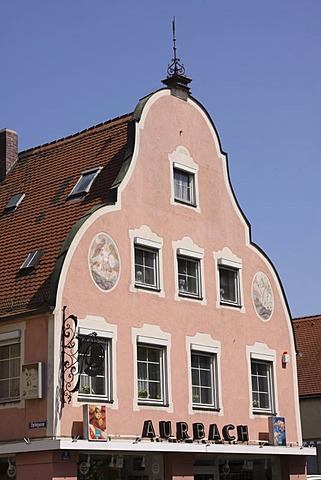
[0,80,313,479]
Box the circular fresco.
[89,233,120,291]
[252,271,274,321]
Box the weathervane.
[167,17,186,77]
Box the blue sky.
[1,1,320,318]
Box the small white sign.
[21,362,43,400]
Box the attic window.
[20,250,43,270]
[68,167,102,199]
[5,193,25,212]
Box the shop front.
[0,437,314,480]
[76,451,277,480]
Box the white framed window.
[173,239,206,304]
[187,335,221,415]
[0,331,21,403]
[78,335,112,402]
[251,360,274,414]
[219,265,240,306]
[68,167,102,199]
[214,248,244,311]
[169,146,200,212]
[129,227,164,296]
[134,245,159,290]
[191,351,218,410]
[137,343,167,405]
[247,344,277,416]
[178,256,201,298]
[174,167,195,206]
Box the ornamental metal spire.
[167,16,186,77]
[162,17,192,95]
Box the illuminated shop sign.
[142,420,249,443]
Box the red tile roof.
[293,315,321,397]
[0,113,133,318]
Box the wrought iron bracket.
[61,306,105,405]
[61,306,80,405]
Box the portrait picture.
[84,404,107,441]
[252,271,274,321]
[89,233,120,291]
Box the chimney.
[0,129,18,181]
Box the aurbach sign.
[142,420,249,443]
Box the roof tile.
[293,315,321,397]
[0,113,133,317]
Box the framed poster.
[269,416,286,446]
[83,404,107,441]
[21,362,43,400]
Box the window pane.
[200,388,212,405]
[191,353,216,407]
[10,378,20,397]
[137,362,147,379]
[147,348,160,363]
[0,342,20,402]
[137,345,165,404]
[200,369,211,387]
[251,361,272,411]
[78,337,109,400]
[0,360,9,378]
[138,381,148,397]
[174,169,194,204]
[178,258,200,296]
[149,382,161,400]
[0,380,9,399]
[91,376,105,395]
[137,346,147,361]
[0,346,9,360]
[149,363,160,381]
[220,268,238,303]
[135,248,157,288]
[192,368,199,385]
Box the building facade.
[0,68,312,479]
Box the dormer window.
[20,250,43,270]
[68,167,102,199]
[4,193,25,212]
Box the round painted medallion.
[252,271,274,321]
[89,233,120,291]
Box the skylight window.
[20,250,43,270]
[68,167,102,199]
[5,193,25,212]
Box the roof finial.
[162,17,192,95]
[167,17,186,77]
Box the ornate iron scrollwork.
[167,17,186,77]
[61,306,79,405]
[61,306,105,405]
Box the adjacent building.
[293,314,321,475]
[0,59,312,479]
